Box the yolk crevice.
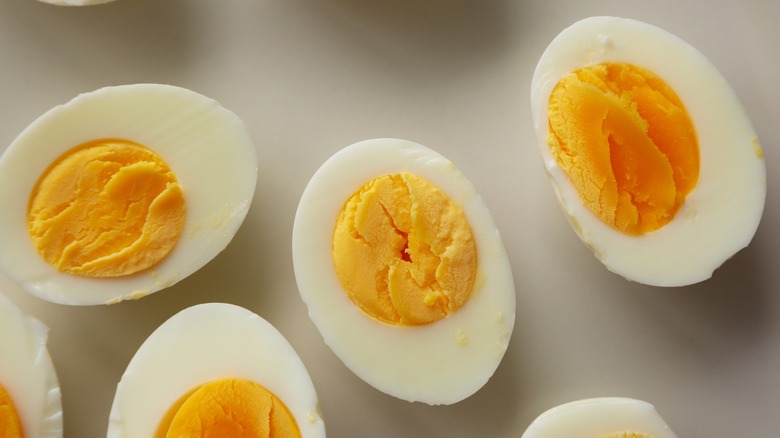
[27,139,185,277]
[0,384,23,438]
[547,63,699,235]
[156,378,300,438]
[332,172,477,326]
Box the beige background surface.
[1,0,778,436]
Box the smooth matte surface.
[0,0,778,436]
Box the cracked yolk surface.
[0,384,23,438]
[27,139,185,277]
[156,378,300,438]
[547,62,699,235]
[332,172,477,326]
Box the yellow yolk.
[547,62,699,235]
[27,139,185,277]
[0,384,23,438]
[332,172,477,326]
[156,378,300,438]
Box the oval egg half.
[530,16,766,286]
[522,397,677,438]
[0,84,257,305]
[37,0,117,5]
[0,292,62,438]
[292,138,515,405]
[107,302,325,437]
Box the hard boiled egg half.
[0,292,62,438]
[522,398,677,438]
[37,0,117,6]
[107,303,325,437]
[292,138,515,405]
[0,84,257,305]
[531,16,766,286]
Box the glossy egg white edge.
[37,0,116,6]
[0,292,62,438]
[38,0,115,6]
[530,16,767,287]
[0,84,258,305]
[107,302,325,437]
[521,397,677,438]
[292,138,516,405]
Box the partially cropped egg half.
[0,84,257,305]
[292,138,515,405]
[531,16,767,286]
[107,302,325,437]
[522,398,677,438]
[37,0,118,6]
[0,292,62,438]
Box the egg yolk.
[27,139,185,277]
[547,62,699,235]
[0,384,23,438]
[156,378,300,438]
[332,172,477,326]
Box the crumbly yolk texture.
[547,62,699,235]
[332,173,477,326]
[27,139,185,277]
[0,384,23,438]
[156,378,300,438]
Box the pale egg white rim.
[0,292,62,438]
[292,138,516,405]
[530,16,767,287]
[37,0,117,6]
[521,397,677,438]
[0,84,258,305]
[107,302,325,438]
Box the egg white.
[292,138,516,405]
[522,397,677,438]
[37,0,117,6]
[107,302,325,438]
[530,16,766,286]
[0,84,257,305]
[0,292,62,438]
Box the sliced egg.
[530,16,766,286]
[107,303,325,437]
[522,397,677,438]
[292,138,515,405]
[37,0,117,6]
[0,84,257,305]
[0,292,62,438]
